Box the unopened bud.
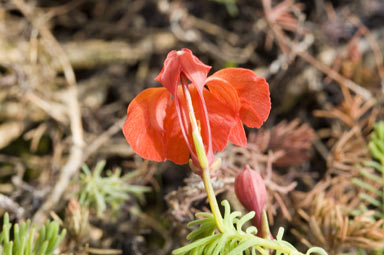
[234,165,268,237]
[65,198,89,244]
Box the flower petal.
[154,49,211,96]
[206,76,240,113]
[154,51,181,96]
[122,88,170,161]
[209,68,271,128]
[180,49,211,93]
[163,99,191,164]
[228,117,247,147]
[206,75,246,146]
[190,86,237,153]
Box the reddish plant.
[235,165,268,237]
[122,49,271,173]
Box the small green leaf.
[0,214,65,255]
[360,193,381,207]
[352,178,381,196]
[76,160,150,216]
[306,247,328,255]
[37,240,48,255]
[173,200,326,255]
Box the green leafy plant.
[77,160,151,216]
[122,49,325,254]
[211,0,239,17]
[0,213,66,255]
[352,121,384,219]
[173,200,326,255]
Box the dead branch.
[0,194,24,218]
[10,0,85,225]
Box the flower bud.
[65,198,89,244]
[234,165,268,237]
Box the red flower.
[154,49,211,96]
[234,165,268,237]
[122,49,271,170]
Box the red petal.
[154,51,181,96]
[122,88,170,161]
[206,76,240,113]
[206,75,246,146]
[190,86,237,153]
[228,117,247,147]
[209,68,271,128]
[154,49,211,96]
[180,49,211,93]
[163,99,191,164]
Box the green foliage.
[368,121,384,165]
[77,160,151,216]
[352,121,384,219]
[224,61,238,68]
[173,200,327,255]
[0,213,66,255]
[211,0,238,17]
[351,121,384,254]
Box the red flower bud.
[234,165,267,236]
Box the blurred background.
[0,0,383,254]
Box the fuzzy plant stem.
[181,78,225,233]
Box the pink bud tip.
[234,165,267,236]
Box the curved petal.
[122,88,170,162]
[206,76,240,113]
[180,49,211,93]
[154,49,211,96]
[189,86,237,153]
[228,118,247,147]
[206,75,246,146]
[163,99,191,164]
[209,68,271,128]
[154,51,181,96]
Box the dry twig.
[10,0,85,225]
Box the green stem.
[202,167,225,233]
[381,160,384,224]
[180,77,225,233]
